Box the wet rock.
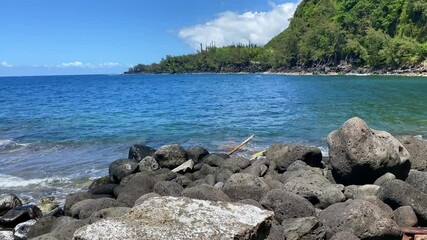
[344,185,379,199]
[26,216,58,238]
[88,184,117,196]
[89,207,131,224]
[221,156,251,173]
[182,184,230,202]
[405,170,427,194]
[153,144,187,169]
[282,217,325,240]
[32,218,88,240]
[319,199,401,239]
[0,194,22,216]
[260,189,316,222]
[88,176,110,190]
[153,181,183,197]
[134,193,160,207]
[185,146,209,163]
[202,154,226,167]
[138,156,159,172]
[0,205,42,228]
[280,166,345,209]
[73,196,275,240]
[330,231,360,240]
[377,179,427,223]
[266,144,322,172]
[223,173,270,201]
[64,193,94,215]
[393,206,418,227]
[13,219,36,240]
[116,173,155,207]
[397,136,427,171]
[128,144,156,161]
[374,173,396,186]
[70,198,124,219]
[109,159,139,183]
[327,117,410,184]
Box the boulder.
[0,194,22,216]
[138,156,159,172]
[223,173,270,201]
[221,156,251,173]
[280,167,345,209]
[327,117,410,184]
[377,179,427,223]
[64,192,94,215]
[265,223,284,240]
[153,169,177,182]
[31,218,88,240]
[89,207,131,224]
[238,199,263,209]
[109,159,139,183]
[116,173,155,207]
[362,196,394,219]
[266,144,322,172]
[215,168,233,183]
[374,173,396,186]
[73,196,275,240]
[393,206,418,227]
[153,181,184,197]
[330,231,360,240]
[134,193,160,207]
[26,216,58,238]
[202,154,226,167]
[344,185,380,199]
[88,176,110,190]
[282,217,326,240]
[185,146,209,163]
[128,144,156,161]
[260,189,316,222]
[88,184,117,196]
[173,175,193,187]
[70,198,124,219]
[0,205,42,228]
[153,144,187,169]
[182,184,230,202]
[192,164,218,180]
[319,199,401,239]
[405,170,427,194]
[397,136,427,170]
[13,219,36,240]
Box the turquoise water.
[0,74,426,201]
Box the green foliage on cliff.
[127,0,427,74]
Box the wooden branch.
[172,159,195,173]
[401,227,427,235]
[227,135,255,156]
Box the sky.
[0,0,300,76]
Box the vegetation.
[126,0,427,74]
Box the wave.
[0,138,31,152]
[0,174,70,188]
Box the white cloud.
[178,1,299,50]
[58,61,91,68]
[1,61,13,68]
[57,61,122,68]
[98,62,120,67]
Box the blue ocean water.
[0,74,426,201]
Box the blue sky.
[0,0,299,76]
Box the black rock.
[202,154,226,167]
[186,146,209,163]
[182,184,230,202]
[153,144,188,169]
[266,144,322,173]
[109,159,139,183]
[116,173,155,207]
[153,181,184,197]
[88,184,118,196]
[64,192,94,216]
[0,194,22,216]
[128,144,156,161]
[0,205,42,228]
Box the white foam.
[0,174,69,188]
[0,138,31,151]
[319,146,329,157]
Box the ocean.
[0,74,426,202]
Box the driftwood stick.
[227,135,255,156]
[401,227,427,235]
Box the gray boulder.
[0,231,13,240]
[109,159,139,183]
[185,146,209,163]
[138,156,159,172]
[223,173,270,201]
[88,176,110,190]
[88,183,117,196]
[362,196,394,219]
[128,144,156,161]
[31,217,88,240]
[215,168,233,183]
[393,206,418,227]
[153,181,184,197]
[280,167,345,209]
[69,198,124,219]
[377,179,427,223]
[344,185,380,199]
[319,199,401,239]
[134,193,161,207]
[192,164,219,180]
[64,193,94,215]
[73,196,275,240]
[330,231,360,240]
[374,173,396,186]
[0,194,22,216]
[266,144,322,172]
[13,219,36,240]
[182,184,230,202]
[202,154,226,167]
[221,156,251,173]
[173,175,193,187]
[282,217,325,240]
[405,170,427,194]
[238,199,263,209]
[0,205,42,228]
[327,117,410,184]
[89,207,131,224]
[260,189,316,222]
[153,144,187,169]
[397,135,427,170]
[116,172,155,206]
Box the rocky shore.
[1,117,427,239]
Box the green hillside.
[126,0,427,74]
